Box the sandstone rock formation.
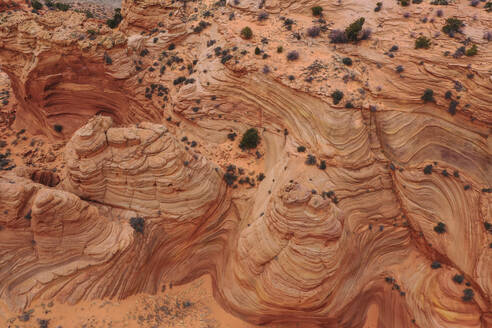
[0,0,491,327]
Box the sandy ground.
[0,275,266,328]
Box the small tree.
[239,128,260,150]
[53,124,63,133]
[345,17,365,42]
[107,8,122,28]
[311,6,323,16]
[421,89,435,102]
[462,288,474,302]
[31,0,42,10]
[130,217,144,234]
[465,44,478,56]
[415,36,431,49]
[241,26,253,39]
[434,222,446,234]
[452,274,464,284]
[331,90,344,105]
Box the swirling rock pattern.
[0,0,491,327]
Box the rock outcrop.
[0,0,491,327]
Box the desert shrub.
[398,0,410,6]
[360,28,372,40]
[258,12,269,21]
[38,319,50,328]
[345,17,365,42]
[107,8,122,28]
[412,0,423,3]
[444,90,452,99]
[104,53,112,65]
[329,29,347,43]
[374,2,382,11]
[342,57,352,66]
[286,50,299,61]
[31,0,42,10]
[415,36,431,49]
[431,0,449,4]
[465,44,478,56]
[255,47,261,55]
[297,146,306,152]
[53,124,63,133]
[434,222,446,234]
[470,0,479,6]
[311,6,323,16]
[130,217,144,234]
[277,46,283,53]
[421,89,435,102]
[241,26,253,39]
[345,102,354,108]
[331,90,344,105]
[431,261,442,269]
[239,128,260,149]
[396,65,404,73]
[319,160,326,170]
[307,26,321,37]
[85,10,93,18]
[486,2,492,12]
[484,31,492,41]
[442,17,464,36]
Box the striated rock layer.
[0,0,491,327]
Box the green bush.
[31,0,43,10]
[415,36,431,49]
[345,17,365,42]
[55,2,70,11]
[442,17,464,36]
[465,44,477,56]
[241,26,253,40]
[239,128,260,150]
[342,57,352,66]
[255,47,261,55]
[311,6,323,16]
